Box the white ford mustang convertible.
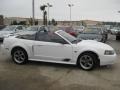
[3,27,117,70]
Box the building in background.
[57,20,102,27]
[4,17,27,25]
[2,16,105,27]
[4,17,43,26]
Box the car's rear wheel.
[12,48,28,64]
[77,53,98,70]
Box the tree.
[29,18,33,25]
[0,15,4,25]
[48,21,51,25]
[18,21,26,25]
[11,20,18,25]
[44,11,47,25]
[81,21,87,27]
[96,22,102,26]
[35,20,38,25]
[51,19,57,26]
[40,5,47,11]
[40,5,47,26]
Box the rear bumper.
[99,54,117,66]
[0,44,11,57]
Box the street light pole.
[47,3,52,24]
[117,11,120,27]
[68,4,74,25]
[32,0,35,25]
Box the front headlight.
[104,50,115,55]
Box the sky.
[0,0,120,22]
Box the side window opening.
[50,33,68,44]
[36,31,68,44]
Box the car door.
[32,30,73,62]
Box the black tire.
[116,36,120,40]
[11,48,28,64]
[77,53,98,71]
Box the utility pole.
[68,4,74,25]
[32,0,35,25]
[117,11,120,27]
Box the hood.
[77,40,113,50]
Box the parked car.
[2,28,116,70]
[110,27,120,40]
[110,27,119,35]
[58,26,78,37]
[77,27,107,43]
[14,26,49,38]
[73,26,85,34]
[0,25,25,42]
[26,25,43,31]
[104,25,112,33]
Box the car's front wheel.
[12,48,28,64]
[77,53,98,70]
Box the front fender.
[72,46,103,63]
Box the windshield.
[2,26,16,31]
[26,26,39,31]
[57,30,78,43]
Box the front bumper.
[99,54,117,66]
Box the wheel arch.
[76,51,100,66]
[11,46,28,57]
